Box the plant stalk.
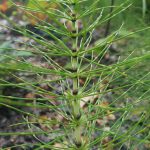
[69,1,87,149]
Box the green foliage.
[0,0,149,149]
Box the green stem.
[69,3,86,148]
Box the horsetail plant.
[0,0,150,149]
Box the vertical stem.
[69,1,85,148]
[72,17,81,144]
[104,0,115,37]
[72,57,80,117]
